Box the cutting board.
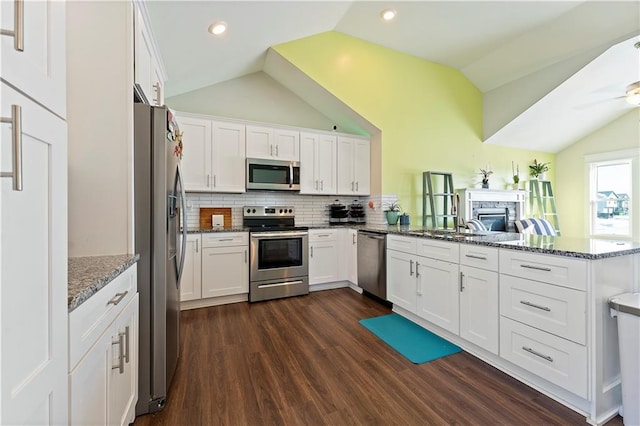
[199,207,232,229]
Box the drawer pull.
[0,105,23,191]
[522,346,554,363]
[112,333,125,374]
[0,0,24,51]
[520,264,552,272]
[465,254,487,260]
[124,325,130,363]
[520,300,551,312]
[316,234,331,237]
[107,291,128,306]
[218,238,234,242]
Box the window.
[587,150,637,238]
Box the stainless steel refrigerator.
[133,103,187,415]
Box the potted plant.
[512,161,520,189]
[384,201,401,225]
[529,159,550,180]
[479,167,493,189]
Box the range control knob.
[279,209,283,213]
[252,209,256,213]
[288,209,293,213]
[246,208,251,213]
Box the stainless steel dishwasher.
[357,231,387,300]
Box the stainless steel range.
[244,206,309,302]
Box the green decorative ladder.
[529,180,561,235]
[423,171,457,230]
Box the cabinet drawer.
[416,238,459,262]
[387,234,417,253]
[499,250,587,291]
[201,232,248,248]
[69,264,137,370]
[500,317,587,398]
[500,275,586,344]
[460,244,499,271]
[309,229,338,242]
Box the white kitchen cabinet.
[180,234,202,302]
[69,265,139,426]
[459,265,499,354]
[309,230,339,285]
[134,4,164,106]
[246,125,299,161]
[1,0,66,117]
[347,229,358,284]
[1,76,68,425]
[337,136,370,195]
[201,233,249,298]
[416,256,460,335]
[176,113,246,193]
[300,132,337,194]
[387,249,417,312]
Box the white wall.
[555,109,640,239]
[165,72,337,131]
[67,1,134,256]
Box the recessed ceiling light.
[380,8,397,21]
[208,21,227,35]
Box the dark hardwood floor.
[134,288,623,425]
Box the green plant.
[385,201,401,212]
[512,161,520,184]
[479,168,493,184]
[529,159,550,178]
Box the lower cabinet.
[459,265,499,354]
[387,248,417,312]
[309,230,339,285]
[346,229,358,285]
[202,245,249,297]
[180,234,202,302]
[69,266,138,426]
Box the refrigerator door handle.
[176,163,188,288]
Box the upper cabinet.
[246,125,299,161]
[134,4,164,106]
[337,136,370,195]
[176,113,246,193]
[1,0,66,117]
[299,132,337,195]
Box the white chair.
[514,218,557,235]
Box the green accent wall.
[274,31,554,221]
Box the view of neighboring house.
[597,191,630,218]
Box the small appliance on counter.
[329,201,349,225]
[348,200,366,224]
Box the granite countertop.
[185,223,640,260]
[186,226,248,234]
[68,254,139,312]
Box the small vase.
[512,183,519,190]
[386,211,399,225]
[482,182,489,189]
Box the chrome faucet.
[451,193,466,232]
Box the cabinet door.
[353,139,370,195]
[201,246,249,297]
[212,121,246,192]
[245,125,274,159]
[417,257,460,334]
[386,250,416,313]
[316,134,337,194]
[1,84,68,425]
[109,294,139,426]
[1,0,66,117]
[180,234,202,302]
[299,132,318,194]
[273,128,299,161]
[134,6,154,103]
[69,328,110,426]
[176,115,212,191]
[336,137,354,194]
[309,241,339,285]
[347,229,358,284]
[459,265,498,354]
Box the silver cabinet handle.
[124,326,130,363]
[0,0,24,51]
[112,333,125,374]
[275,145,279,157]
[317,233,331,237]
[520,300,551,312]
[315,180,318,190]
[415,261,420,278]
[207,174,210,187]
[356,181,359,191]
[213,174,217,188]
[0,105,23,191]
[153,83,162,106]
[522,346,553,363]
[244,249,247,263]
[218,238,234,242]
[459,271,465,292]
[409,259,414,276]
[465,254,487,260]
[107,291,128,306]
[270,144,273,156]
[351,181,354,191]
[352,234,356,245]
[520,264,551,272]
[320,180,324,191]
[196,238,199,253]
[310,246,314,257]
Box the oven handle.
[257,280,304,289]
[251,231,308,239]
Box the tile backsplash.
[184,192,398,229]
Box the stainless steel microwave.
[246,158,300,191]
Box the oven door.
[250,231,308,282]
